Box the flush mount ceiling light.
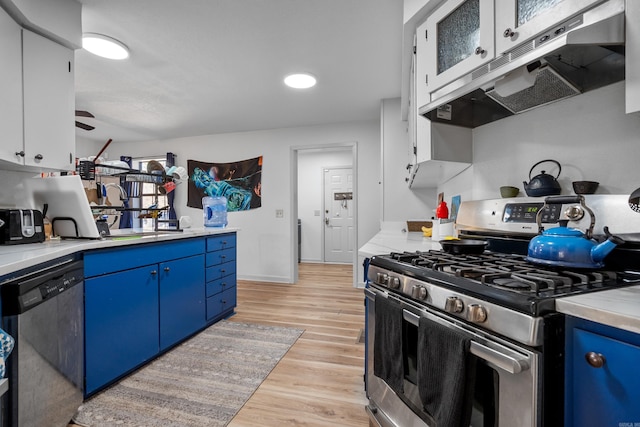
[82,33,130,60]
[284,73,317,89]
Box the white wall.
[107,120,381,284]
[382,98,437,223]
[297,148,352,262]
[439,82,640,202]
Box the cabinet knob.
[585,351,606,368]
[475,46,486,56]
[34,154,44,161]
[503,28,515,38]
[164,267,170,272]
[15,151,25,157]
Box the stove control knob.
[375,273,388,285]
[445,296,464,313]
[467,304,487,323]
[565,205,584,221]
[410,285,427,300]
[388,276,401,289]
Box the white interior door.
[323,167,354,263]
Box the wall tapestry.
[187,156,262,210]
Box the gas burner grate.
[384,250,623,297]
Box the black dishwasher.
[1,255,84,427]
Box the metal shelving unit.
[77,162,182,232]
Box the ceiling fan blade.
[76,121,95,131]
[75,110,95,118]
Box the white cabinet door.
[495,0,605,54]
[22,29,75,169]
[424,0,494,94]
[0,7,24,166]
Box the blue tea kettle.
[526,196,624,269]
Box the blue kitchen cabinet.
[84,265,160,395]
[205,233,237,322]
[84,237,209,396]
[565,317,640,426]
[159,254,205,351]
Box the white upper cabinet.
[626,0,640,114]
[495,0,607,54]
[423,0,494,94]
[21,29,75,169]
[0,7,24,167]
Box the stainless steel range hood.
[418,0,625,128]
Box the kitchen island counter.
[556,285,640,334]
[0,227,238,278]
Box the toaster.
[0,209,46,245]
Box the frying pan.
[439,239,488,254]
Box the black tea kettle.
[523,159,562,197]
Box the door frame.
[290,141,358,287]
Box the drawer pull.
[585,352,606,368]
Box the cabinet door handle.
[151,270,157,275]
[585,352,606,368]
[34,154,44,161]
[475,46,486,55]
[503,28,515,38]
[15,151,25,157]
[164,267,170,272]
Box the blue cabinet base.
[84,234,237,398]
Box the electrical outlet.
[276,209,284,218]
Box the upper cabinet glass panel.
[424,0,494,94]
[495,0,607,54]
[437,0,480,74]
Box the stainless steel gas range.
[365,195,640,427]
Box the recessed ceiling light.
[82,33,130,60]
[284,73,317,89]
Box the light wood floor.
[227,262,369,427]
[70,263,369,427]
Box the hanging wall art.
[187,156,262,210]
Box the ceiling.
[74,0,404,144]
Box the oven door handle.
[403,310,530,375]
[469,341,530,374]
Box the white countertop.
[358,221,442,258]
[556,286,640,335]
[0,227,238,278]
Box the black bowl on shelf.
[572,181,599,195]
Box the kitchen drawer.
[85,238,205,277]
[206,234,236,252]
[205,247,236,267]
[205,261,236,282]
[206,286,236,321]
[206,274,237,298]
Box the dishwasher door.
[1,258,84,427]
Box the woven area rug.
[73,321,304,427]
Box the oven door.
[365,286,541,427]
